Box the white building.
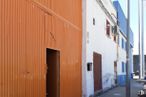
[82,0,122,97]
[116,31,127,85]
[113,0,134,86]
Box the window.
[121,38,127,50]
[122,62,125,73]
[106,20,110,36]
[122,38,125,49]
[125,42,127,50]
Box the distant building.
[133,55,146,73]
[113,1,134,86]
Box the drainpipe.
[111,13,120,62]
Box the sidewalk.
[97,80,143,97]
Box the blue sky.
[112,0,146,54]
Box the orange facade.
[0,0,82,97]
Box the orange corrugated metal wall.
[0,0,82,97]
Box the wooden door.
[114,61,118,84]
[93,52,102,92]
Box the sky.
[112,0,146,55]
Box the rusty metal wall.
[0,0,82,97]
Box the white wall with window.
[117,32,127,75]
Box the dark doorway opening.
[93,52,102,92]
[46,48,60,97]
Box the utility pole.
[138,0,142,79]
[126,0,130,97]
[141,0,145,79]
[139,0,145,79]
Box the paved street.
[97,80,143,97]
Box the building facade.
[113,1,134,86]
[133,55,146,73]
[116,29,127,86]
[82,0,118,97]
[82,0,134,96]
[0,0,82,97]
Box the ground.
[97,80,143,97]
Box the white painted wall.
[82,0,118,97]
[82,0,131,97]
[116,31,133,75]
[117,32,127,75]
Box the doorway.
[46,48,60,97]
[114,61,118,84]
[93,52,102,92]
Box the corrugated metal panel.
[25,2,45,97]
[0,0,82,97]
[0,1,1,96]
